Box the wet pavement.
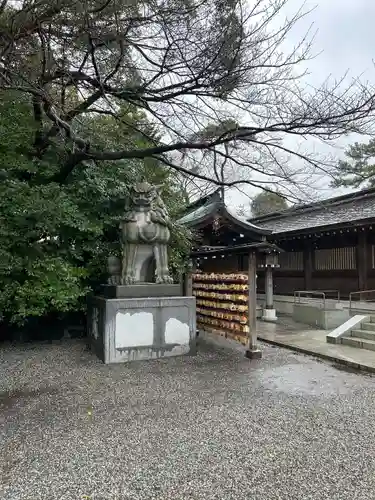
[1,339,375,499]
[257,316,375,373]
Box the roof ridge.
[248,187,375,223]
[177,195,271,235]
[182,188,222,214]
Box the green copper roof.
[177,200,220,226]
[178,198,271,235]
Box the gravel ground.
[1,339,375,500]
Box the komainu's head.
[130,182,162,208]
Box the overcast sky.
[226,0,375,210]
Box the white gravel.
[1,339,375,500]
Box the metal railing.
[349,290,375,313]
[294,290,341,310]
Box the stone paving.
[257,316,375,372]
[1,339,375,499]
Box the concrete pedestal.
[100,283,182,299]
[263,266,276,322]
[262,308,278,322]
[293,303,349,330]
[245,349,262,359]
[87,295,196,363]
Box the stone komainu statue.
[107,255,121,285]
[119,182,173,285]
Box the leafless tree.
[1,0,375,199]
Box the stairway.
[341,316,375,351]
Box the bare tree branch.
[1,0,375,196]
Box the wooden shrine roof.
[248,187,375,235]
[178,191,270,236]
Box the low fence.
[293,290,341,310]
[258,291,375,317]
[349,290,375,314]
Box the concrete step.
[341,336,375,351]
[351,329,375,341]
[371,316,375,323]
[361,322,375,332]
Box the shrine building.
[178,187,375,356]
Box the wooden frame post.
[357,230,367,291]
[245,251,262,359]
[304,243,313,290]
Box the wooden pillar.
[304,243,313,290]
[245,251,262,359]
[358,230,368,291]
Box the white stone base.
[262,308,278,322]
[87,296,196,363]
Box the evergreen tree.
[251,191,288,217]
[332,139,375,189]
[0,92,190,326]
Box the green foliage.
[332,139,375,189]
[0,91,36,174]
[251,190,288,217]
[1,257,89,324]
[0,92,191,326]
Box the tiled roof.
[177,200,220,226]
[249,190,375,234]
[178,199,270,235]
[182,189,222,213]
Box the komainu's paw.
[122,276,135,285]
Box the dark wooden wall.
[269,228,372,297]
[196,226,375,298]
[197,254,240,273]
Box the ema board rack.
[192,272,249,342]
